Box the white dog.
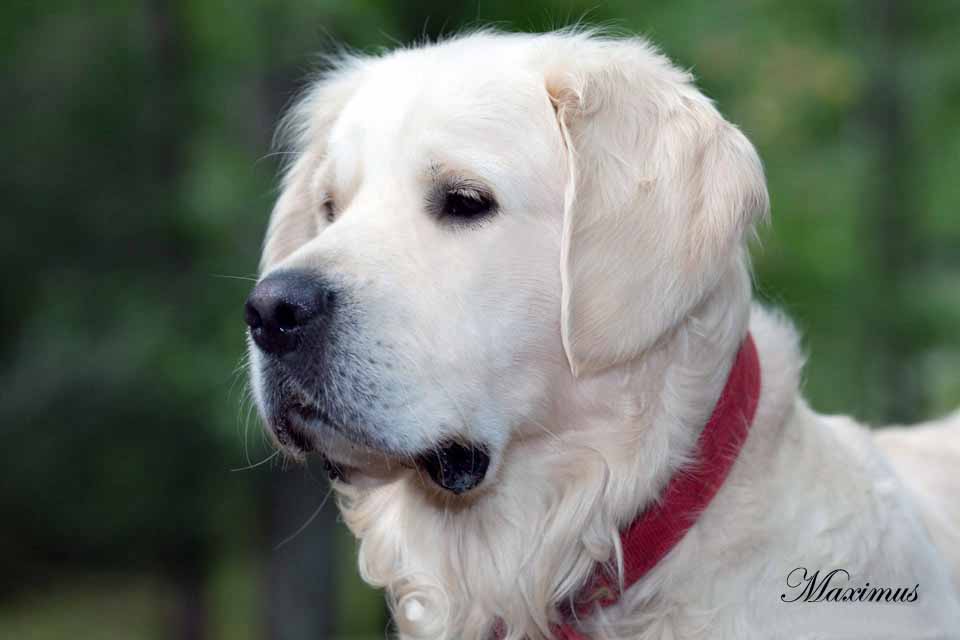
[245,30,960,639]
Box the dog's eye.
[321,198,336,223]
[442,187,496,221]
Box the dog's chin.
[266,403,493,494]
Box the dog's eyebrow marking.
[425,161,488,191]
[426,161,445,183]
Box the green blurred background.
[2,1,958,638]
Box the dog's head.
[246,31,768,495]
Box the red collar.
[497,334,761,640]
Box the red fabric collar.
[496,334,761,640]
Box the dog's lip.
[284,400,374,451]
[271,409,317,454]
[268,397,344,456]
[273,401,491,493]
[277,401,411,467]
[415,441,491,495]
[289,401,337,431]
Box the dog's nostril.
[244,301,263,330]
[274,301,299,332]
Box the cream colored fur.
[251,30,960,639]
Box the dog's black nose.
[244,271,333,355]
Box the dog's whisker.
[273,486,335,551]
[210,272,260,283]
[231,449,280,472]
[241,392,259,467]
[256,150,301,166]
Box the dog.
[245,30,960,639]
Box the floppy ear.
[260,59,368,272]
[544,36,769,377]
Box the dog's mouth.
[269,399,348,458]
[271,408,317,454]
[270,401,491,494]
[415,441,491,495]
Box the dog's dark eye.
[321,198,336,223]
[442,188,496,221]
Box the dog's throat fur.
[494,334,762,639]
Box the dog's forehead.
[327,47,554,177]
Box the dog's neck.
[336,263,773,640]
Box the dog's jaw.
[265,403,498,495]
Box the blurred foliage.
[1,1,958,638]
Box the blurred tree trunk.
[262,465,340,640]
[860,0,924,424]
[142,0,189,184]
[141,2,213,639]
[167,552,210,640]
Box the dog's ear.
[260,59,367,272]
[544,36,769,377]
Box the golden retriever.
[245,30,960,639]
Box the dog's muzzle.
[246,271,492,494]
